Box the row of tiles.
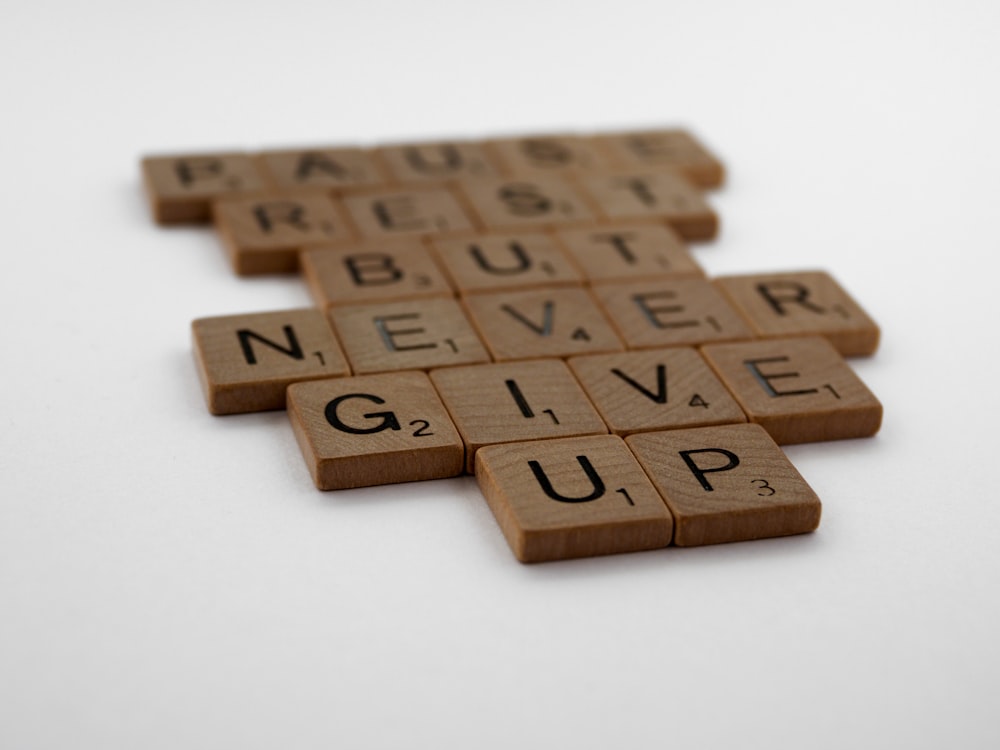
[211,184,717,276]
[277,342,882,478]
[192,270,880,418]
[470,426,821,562]
[143,128,724,224]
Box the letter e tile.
[700,336,882,444]
[593,279,754,349]
[329,298,490,375]
[476,435,674,562]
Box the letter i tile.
[626,424,821,546]
[476,435,674,562]
[287,371,464,490]
[430,359,608,473]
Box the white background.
[3,1,999,748]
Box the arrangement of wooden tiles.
[143,128,883,563]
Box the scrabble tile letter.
[329,298,490,374]
[714,270,880,356]
[476,435,673,562]
[192,309,350,415]
[463,288,623,360]
[142,152,266,224]
[213,193,355,275]
[626,424,821,546]
[568,347,746,436]
[287,372,464,490]
[431,359,608,472]
[700,336,882,444]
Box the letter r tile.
[714,270,880,356]
[287,372,464,490]
[626,424,821,546]
[213,192,357,275]
[476,435,674,562]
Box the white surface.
[3,1,999,748]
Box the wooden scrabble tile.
[429,232,583,294]
[301,240,454,308]
[700,336,883,444]
[287,371,464,490]
[192,309,349,415]
[568,347,747,437]
[574,171,718,240]
[554,222,704,282]
[213,192,356,275]
[256,147,387,193]
[462,287,624,361]
[457,176,596,231]
[626,424,821,546]
[476,434,674,562]
[591,129,725,188]
[142,152,266,224]
[328,297,490,375]
[342,187,476,240]
[375,141,501,184]
[592,279,755,349]
[430,359,609,473]
[485,134,612,176]
[714,270,880,357]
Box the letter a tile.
[476,435,674,562]
[626,424,821,546]
[288,372,464,490]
